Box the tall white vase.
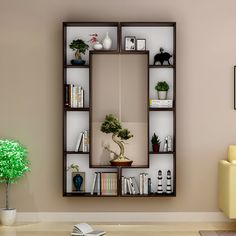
[102,32,112,50]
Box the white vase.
[93,42,103,50]
[158,91,168,100]
[0,208,16,226]
[102,32,112,50]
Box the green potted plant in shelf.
[0,139,30,225]
[151,133,161,153]
[155,81,169,100]
[69,38,89,65]
[101,114,134,166]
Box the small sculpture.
[166,170,172,194]
[153,48,172,65]
[157,170,163,194]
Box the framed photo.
[136,39,146,51]
[72,172,85,192]
[125,36,136,50]
[235,66,236,109]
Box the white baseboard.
[16,212,233,222]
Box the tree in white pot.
[0,139,30,225]
[155,81,169,100]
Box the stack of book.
[74,130,89,152]
[121,176,139,195]
[65,84,84,108]
[91,172,117,196]
[139,173,151,195]
[150,99,173,108]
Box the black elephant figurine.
[153,48,172,65]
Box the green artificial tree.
[69,39,89,60]
[101,114,134,166]
[0,139,30,209]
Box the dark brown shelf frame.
[63,22,176,197]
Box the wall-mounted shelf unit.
[63,22,176,197]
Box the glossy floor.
[0,222,236,236]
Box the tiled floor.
[0,222,236,236]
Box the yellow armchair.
[218,145,236,218]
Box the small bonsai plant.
[0,139,30,225]
[69,38,89,65]
[101,114,134,166]
[151,133,161,152]
[155,81,169,100]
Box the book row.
[65,84,84,108]
[74,130,89,152]
[91,172,117,196]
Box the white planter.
[93,42,103,50]
[0,208,16,226]
[158,91,168,100]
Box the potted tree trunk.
[155,81,169,100]
[151,133,161,153]
[0,139,30,225]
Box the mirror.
[90,53,148,166]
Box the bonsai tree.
[0,139,30,210]
[69,38,89,60]
[155,81,169,91]
[101,114,133,165]
[151,133,161,152]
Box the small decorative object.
[151,133,161,153]
[136,39,146,51]
[125,36,136,50]
[148,178,152,194]
[101,114,134,166]
[157,170,163,194]
[102,32,112,50]
[69,38,89,65]
[67,164,85,192]
[0,139,30,225]
[166,170,172,194]
[89,33,103,50]
[155,81,169,100]
[153,47,172,65]
[163,137,168,152]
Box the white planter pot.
[93,42,103,50]
[158,91,168,100]
[0,208,16,226]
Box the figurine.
[153,48,172,65]
[157,170,163,194]
[166,170,172,194]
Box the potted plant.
[101,114,134,166]
[155,81,169,100]
[151,133,161,153]
[69,38,89,65]
[0,139,30,225]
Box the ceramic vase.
[158,91,168,100]
[0,208,16,226]
[73,173,83,191]
[93,42,103,50]
[102,32,112,50]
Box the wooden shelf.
[149,65,175,68]
[65,151,89,155]
[64,65,90,68]
[64,107,90,111]
[64,192,118,197]
[149,107,174,111]
[121,192,176,197]
[149,151,175,154]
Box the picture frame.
[72,172,85,192]
[136,39,146,51]
[124,36,136,51]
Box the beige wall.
[1,0,236,212]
